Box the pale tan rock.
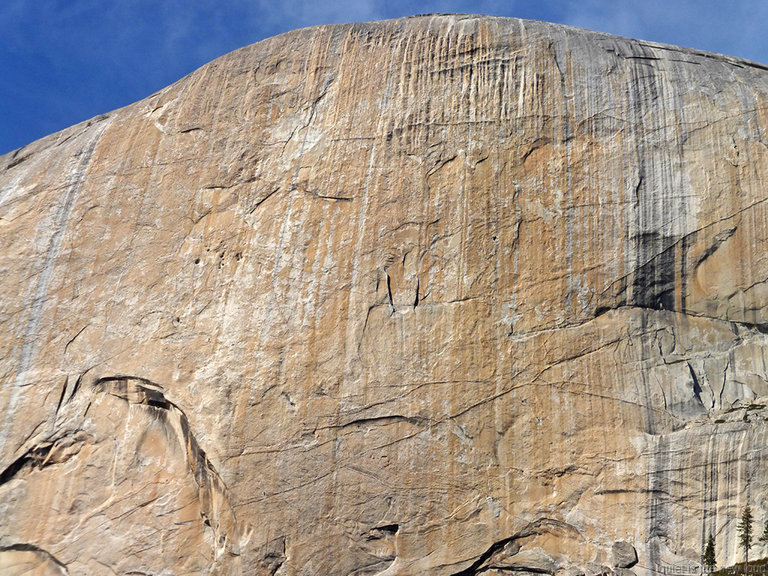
[0,544,68,576]
[3,13,768,576]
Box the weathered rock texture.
[3,13,768,576]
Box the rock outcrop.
[3,13,768,575]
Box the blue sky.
[2,0,767,155]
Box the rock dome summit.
[3,13,768,576]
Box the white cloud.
[561,0,768,63]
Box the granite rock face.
[3,13,768,575]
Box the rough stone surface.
[3,13,768,576]
[612,542,638,569]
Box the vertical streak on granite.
[0,121,108,455]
